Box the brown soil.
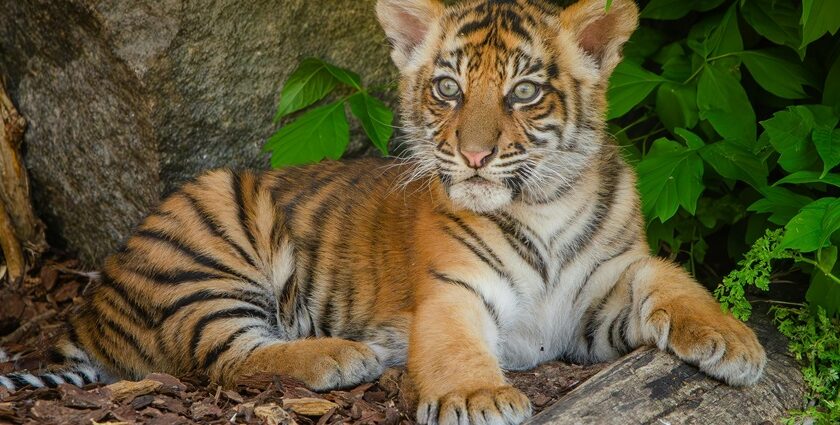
[0,254,605,424]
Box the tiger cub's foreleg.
[410,276,531,425]
[232,338,383,390]
[582,257,766,385]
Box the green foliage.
[265,58,393,167]
[608,0,840,420]
[774,305,840,425]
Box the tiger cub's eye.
[511,81,540,103]
[436,77,461,99]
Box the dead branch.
[0,76,46,285]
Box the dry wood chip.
[146,412,190,425]
[255,402,295,425]
[30,400,109,425]
[104,379,162,402]
[151,395,189,416]
[58,384,109,409]
[145,373,186,395]
[191,400,223,420]
[283,397,340,416]
[129,394,155,410]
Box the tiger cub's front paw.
[645,301,766,386]
[417,385,532,425]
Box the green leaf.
[265,100,349,167]
[740,49,817,99]
[740,0,802,56]
[824,54,840,110]
[800,0,840,51]
[696,65,756,144]
[640,0,724,20]
[322,62,363,90]
[699,141,768,189]
[655,83,698,132]
[774,171,840,189]
[805,247,840,316]
[760,106,821,172]
[813,127,840,178]
[640,0,694,20]
[688,6,742,59]
[623,27,667,64]
[637,138,705,222]
[606,61,666,119]
[780,197,840,252]
[749,186,813,225]
[348,93,394,156]
[674,128,705,150]
[275,58,340,120]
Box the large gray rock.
[0,0,398,265]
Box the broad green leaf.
[265,100,349,167]
[824,54,840,110]
[606,61,666,119]
[740,49,817,99]
[687,6,742,59]
[760,106,820,172]
[674,128,705,150]
[696,65,756,144]
[800,0,840,51]
[740,0,802,56]
[623,27,667,64]
[699,141,768,189]
[749,186,813,225]
[641,0,724,20]
[780,197,840,252]
[813,127,840,178]
[637,138,705,222]
[348,93,394,156]
[805,247,840,315]
[322,62,363,90]
[655,45,693,81]
[774,171,840,189]
[640,0,694,20]
[656,83,698,132]
[275,58,339,120]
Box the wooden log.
[527,309,805,424]
[0,76,46,284]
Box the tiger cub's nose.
[460,147,498,169]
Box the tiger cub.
[1,0,766,423]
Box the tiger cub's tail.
[0,340,106,392]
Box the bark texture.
[0,78,46,284]
[527,309,805,424]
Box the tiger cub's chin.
[447,177,513,213]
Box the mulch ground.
[0,255,606,424]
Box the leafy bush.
[266,0,840,421]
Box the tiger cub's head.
[377,0,638,213]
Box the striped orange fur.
[0,0,765,424]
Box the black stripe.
[202,324,263,370]
[231,172,259,257]
[99,274,155,328]
[42,374,62,387]
[609,306,632,353]
[485,214,548,283]
[161,289,272,323]
[98,312,157,367]
[458,16,493,36]
[61,372,83,386]
[134,229,262,288]
[429,270,500,328]
[190,307,267,361]
[9,374,32,389]
[182,191,258,269]
[443,213,505,268]
[442,226,507,280]
[129,267,229,286]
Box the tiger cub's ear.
[376,0,444,71]
[559,0,639,79]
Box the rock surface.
[0,0,397,265]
